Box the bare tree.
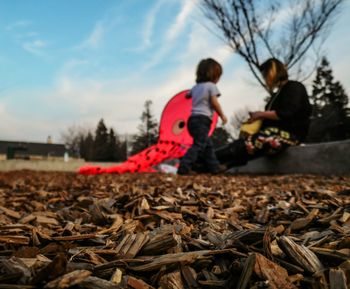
[200,0,343,93]
[60,125,91,158]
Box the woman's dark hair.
[259,58,288,88]
[196,58,222,83]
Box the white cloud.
[26,31,39,37]
[75,21,105,50]
[5,20,50,57]
[135,0,165,51]
[22,39,48,55]
[58,58,90,78]
[143,0,197,70]
[166,0,196,41]
[5,20,32,31]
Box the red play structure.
[79,90,218,174]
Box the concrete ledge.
[229,139,350,175]
[0,160,124,172]
[0,159,86,172]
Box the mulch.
[0,171,349,288]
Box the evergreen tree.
[307,57,350,142]
[93,119,110,161]
[85,132,94,161]
[131,100,159,154]
[80,132,94,161]
[62,120,127,162]
[107,128,122,161]
[119,139,128,161]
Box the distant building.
[0,140,66,160]
[47,135,53,144]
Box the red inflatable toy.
[79,90,218,174]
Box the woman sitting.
[216,58,312,168]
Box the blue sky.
[1,0,349,143]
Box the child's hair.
[259,58,288,89]
[196,58,222,83]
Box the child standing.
[177,58,227,175]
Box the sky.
[0,0,349,143]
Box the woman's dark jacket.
[262,80,312,141]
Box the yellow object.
[240,119,263,135]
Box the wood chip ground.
[0,171,349,288]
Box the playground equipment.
[79,90,218,174]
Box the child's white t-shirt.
[189,81,220,118]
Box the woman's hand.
[248,110,279,122]
[247,111,263,123]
